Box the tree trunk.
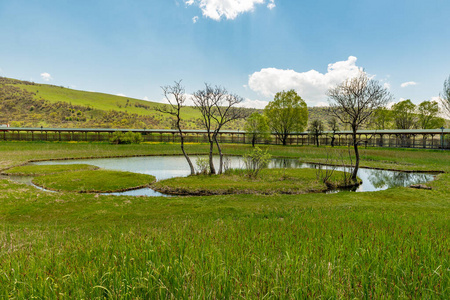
[179,132,195,175]
[331,136,335,147]
[252,136,256,147]
[352,131,359,181]
[209,140,216,175]
[214,136,223,174]
[316,134,320,147]
[282,134,287,146]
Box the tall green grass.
[0,142,448,298]
[0,178,448,298]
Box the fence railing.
[1,127,449,149]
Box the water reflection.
[367,169,433,190]
[26,156,435,195]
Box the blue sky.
[1,0,449,108]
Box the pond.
[27,156,436,196]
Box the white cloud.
[192,16,199,23]
[400,81,417,88]
[143,96,149,101]
[185,0,273,21]
[116,93,127,97]
[432,96,450,118]
[315,102,329,107]
[248,56,362,106]
[237,98,268,109]
[383,82,391,89]
[40,72,52,81]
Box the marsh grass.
[153,168,357,195]
[32,170,156,193]
[0,142,448,298]
[2,164,98,175]
[0,176,448,298]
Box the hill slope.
[0,77,254,129]
[1,77,351,130]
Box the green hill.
[0,77,252,129]
[0,77,353,131]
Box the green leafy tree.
[417,100,445,129]
[244,112,270,147]
[371,107,392,129]
[328,71,392,181]
[308,119,324,147]
[391,100,417,129]
[264,90,308,146]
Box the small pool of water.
[25,156,436,196]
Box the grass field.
[0,141,448,298]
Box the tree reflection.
[366,169,433,189]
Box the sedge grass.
[0,142,448,298]
[2,164,98,176]
[0,176,448,298]
[32,170,156,193]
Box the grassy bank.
[1,164,99,175]
[0,141,448,298]
[32,169,156,193]
[153,168,357,195]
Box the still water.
[29,156,436,196]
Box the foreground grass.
[32,169,156,193]
[0,141,448,298]
[154,168,356,195]
[1,164,98,175]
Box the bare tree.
[308,119,324,147]
[442,75,450,117]
[156,80,195,175]
[211,92,247,174]
[193,84,246,174]
[327,71,392,180]
[327,117,339,147]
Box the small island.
[153,168,360,196]
[25,166,156,193]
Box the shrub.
[195,157,210,174]
[243,147,271,178]
[110,131,143,144]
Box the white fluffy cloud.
[237,98,269,109]
[40,72,52,81]
[400,81,417,88]
[185,0,273,21]
[192,16,199,23]
[248,56,363,106]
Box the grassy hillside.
[0,77,350,130]
[0,77,251,129]
[17,82,201,119]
